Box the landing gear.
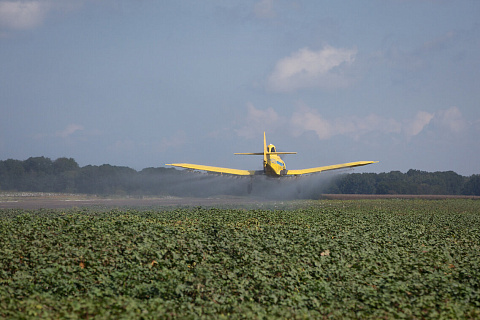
[247,180,253,194]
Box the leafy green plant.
[1,200,479,318]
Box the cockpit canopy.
[267,144,276,153]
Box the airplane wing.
[166,163,260,176]
[286,161,379,176]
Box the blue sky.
[1,0,479,175]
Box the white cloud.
[0,0,50,30]
[403,111,434,137]
[237,103,469,142]
[290,103,405,140]
[235,102,285,139]
[253,0,275,19]
[34,123,96,141]
[290,105,471,140]
[433,106,466,133]
[55,123,84,138]
[0,0,87,31]
[421,31,456,53]
[267,46,357,92]
[290,105,333,139]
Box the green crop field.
[1,199,479,319]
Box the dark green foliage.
[53,157,79,173]
[0,159,25,191]
[462,175,480,196]
[1,200,479,318]
[330,169,469,195]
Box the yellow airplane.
[166,132,378,177]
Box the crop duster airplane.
[166,132,378,177]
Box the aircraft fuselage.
[264,145,287,176]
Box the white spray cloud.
[267,46,357,92]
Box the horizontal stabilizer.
[234,152,297,155]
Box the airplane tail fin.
[263,131,267,165]
[234,132,297,158]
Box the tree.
[336,173,376,194]
[0,159,25,191]
[24,157,53,175]
[462,175,480,196]
[53,158,79,173]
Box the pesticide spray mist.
[162,170,340,200]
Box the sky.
[1,0,479,176]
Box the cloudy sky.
[1,0,479,175]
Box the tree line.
[0,157,479,197]
[325,170,480,196]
